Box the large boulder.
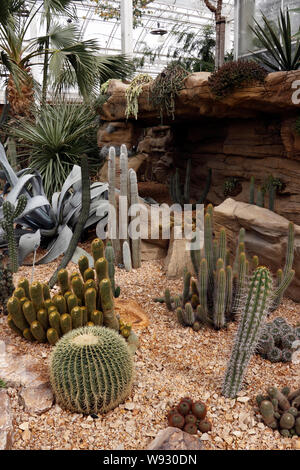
[214,198,300,303]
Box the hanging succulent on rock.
[150,63,189,122]
[125,73,153,120]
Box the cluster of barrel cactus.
[167,397,212,435]
[1,195,27,273]
[169,159,212,207]
[257,317,300,363]
[50,326,134,414]
[0,253,14,315]
[108,144,141,270]
[256,387,300,437]
[155,205,295,332]
[6,238,138,350]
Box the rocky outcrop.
[98,71,300,225]
[147,426,204,450]
[0,390,13,450]
[214,198,300,303]
[100,72,300,122]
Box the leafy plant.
[0,378,6,388]
[208,60,268,98]
[11,102,99,197]
[150,63,189,121]
[223,177,241,198]
[250,9,300,71]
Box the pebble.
[237,396,250,403]
[200,433,210,441]
[19,422,29,431]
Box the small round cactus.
[50,326,134,414]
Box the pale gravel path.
[0,258,299,450]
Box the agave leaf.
[71,246,94,267]
[56,164,81,216]
[35,225,73,265]
[18,230,41,265]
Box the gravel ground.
[0,255,300,451]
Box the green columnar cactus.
[2,195,27,272]
[129,168,141,269]
[213,267,226,329]
[169,161,211,207]
[49,326,134,414]
[249,176,255,204]
[99,278,119,331]
[108,146,121,264]
[91,238,104,262]
[222,267,273,398]
[256,187,265,207]
[105,243,121,298]
[0,254,14,314]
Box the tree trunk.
[203,0,225,69]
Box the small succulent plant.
[255,387,300,437]
[257,317,300,363]
[167,397,211,435]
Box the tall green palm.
[250,9,300,71]
[0,0,134,117]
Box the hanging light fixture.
[150,22,168,36]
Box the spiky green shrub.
[208,60,268,98]
[11,102,100,197]
[50,326,134,414]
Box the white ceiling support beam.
[120,0,133,57]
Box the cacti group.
[167,397,211,435]
[169,160,212,207]
[255,387,300,437]
[257,316,300,363]
[107,144,141,269]
[155,205,294,336]
[1,195,27,272]
[50,326,134,414]
[6,238,137,348]
[0,253,14,314]
[249,175,284,212]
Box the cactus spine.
[2,195,27,272]
[222,267,273,398]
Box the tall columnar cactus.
[123,240,132,272]
[49,326,134,414]
[222,264,295,398]
[108,146,121,264]
[0,253,14,314]
[249,175,283,212]
[169,161,212,207]
[119,144,129,246]
[129,168,141,269]
[2,195,27,272]
[105,242,121,298]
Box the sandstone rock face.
[147,427,204,450]
[98,71,300,226]
[100,72,300,122]
[0,339,54,415]
[164,228,199,279]
[213,198,300,303]
[0,390,13,450]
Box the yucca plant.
[250,9,300,71]
[11,102,99,197]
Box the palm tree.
[0,0,134,117]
